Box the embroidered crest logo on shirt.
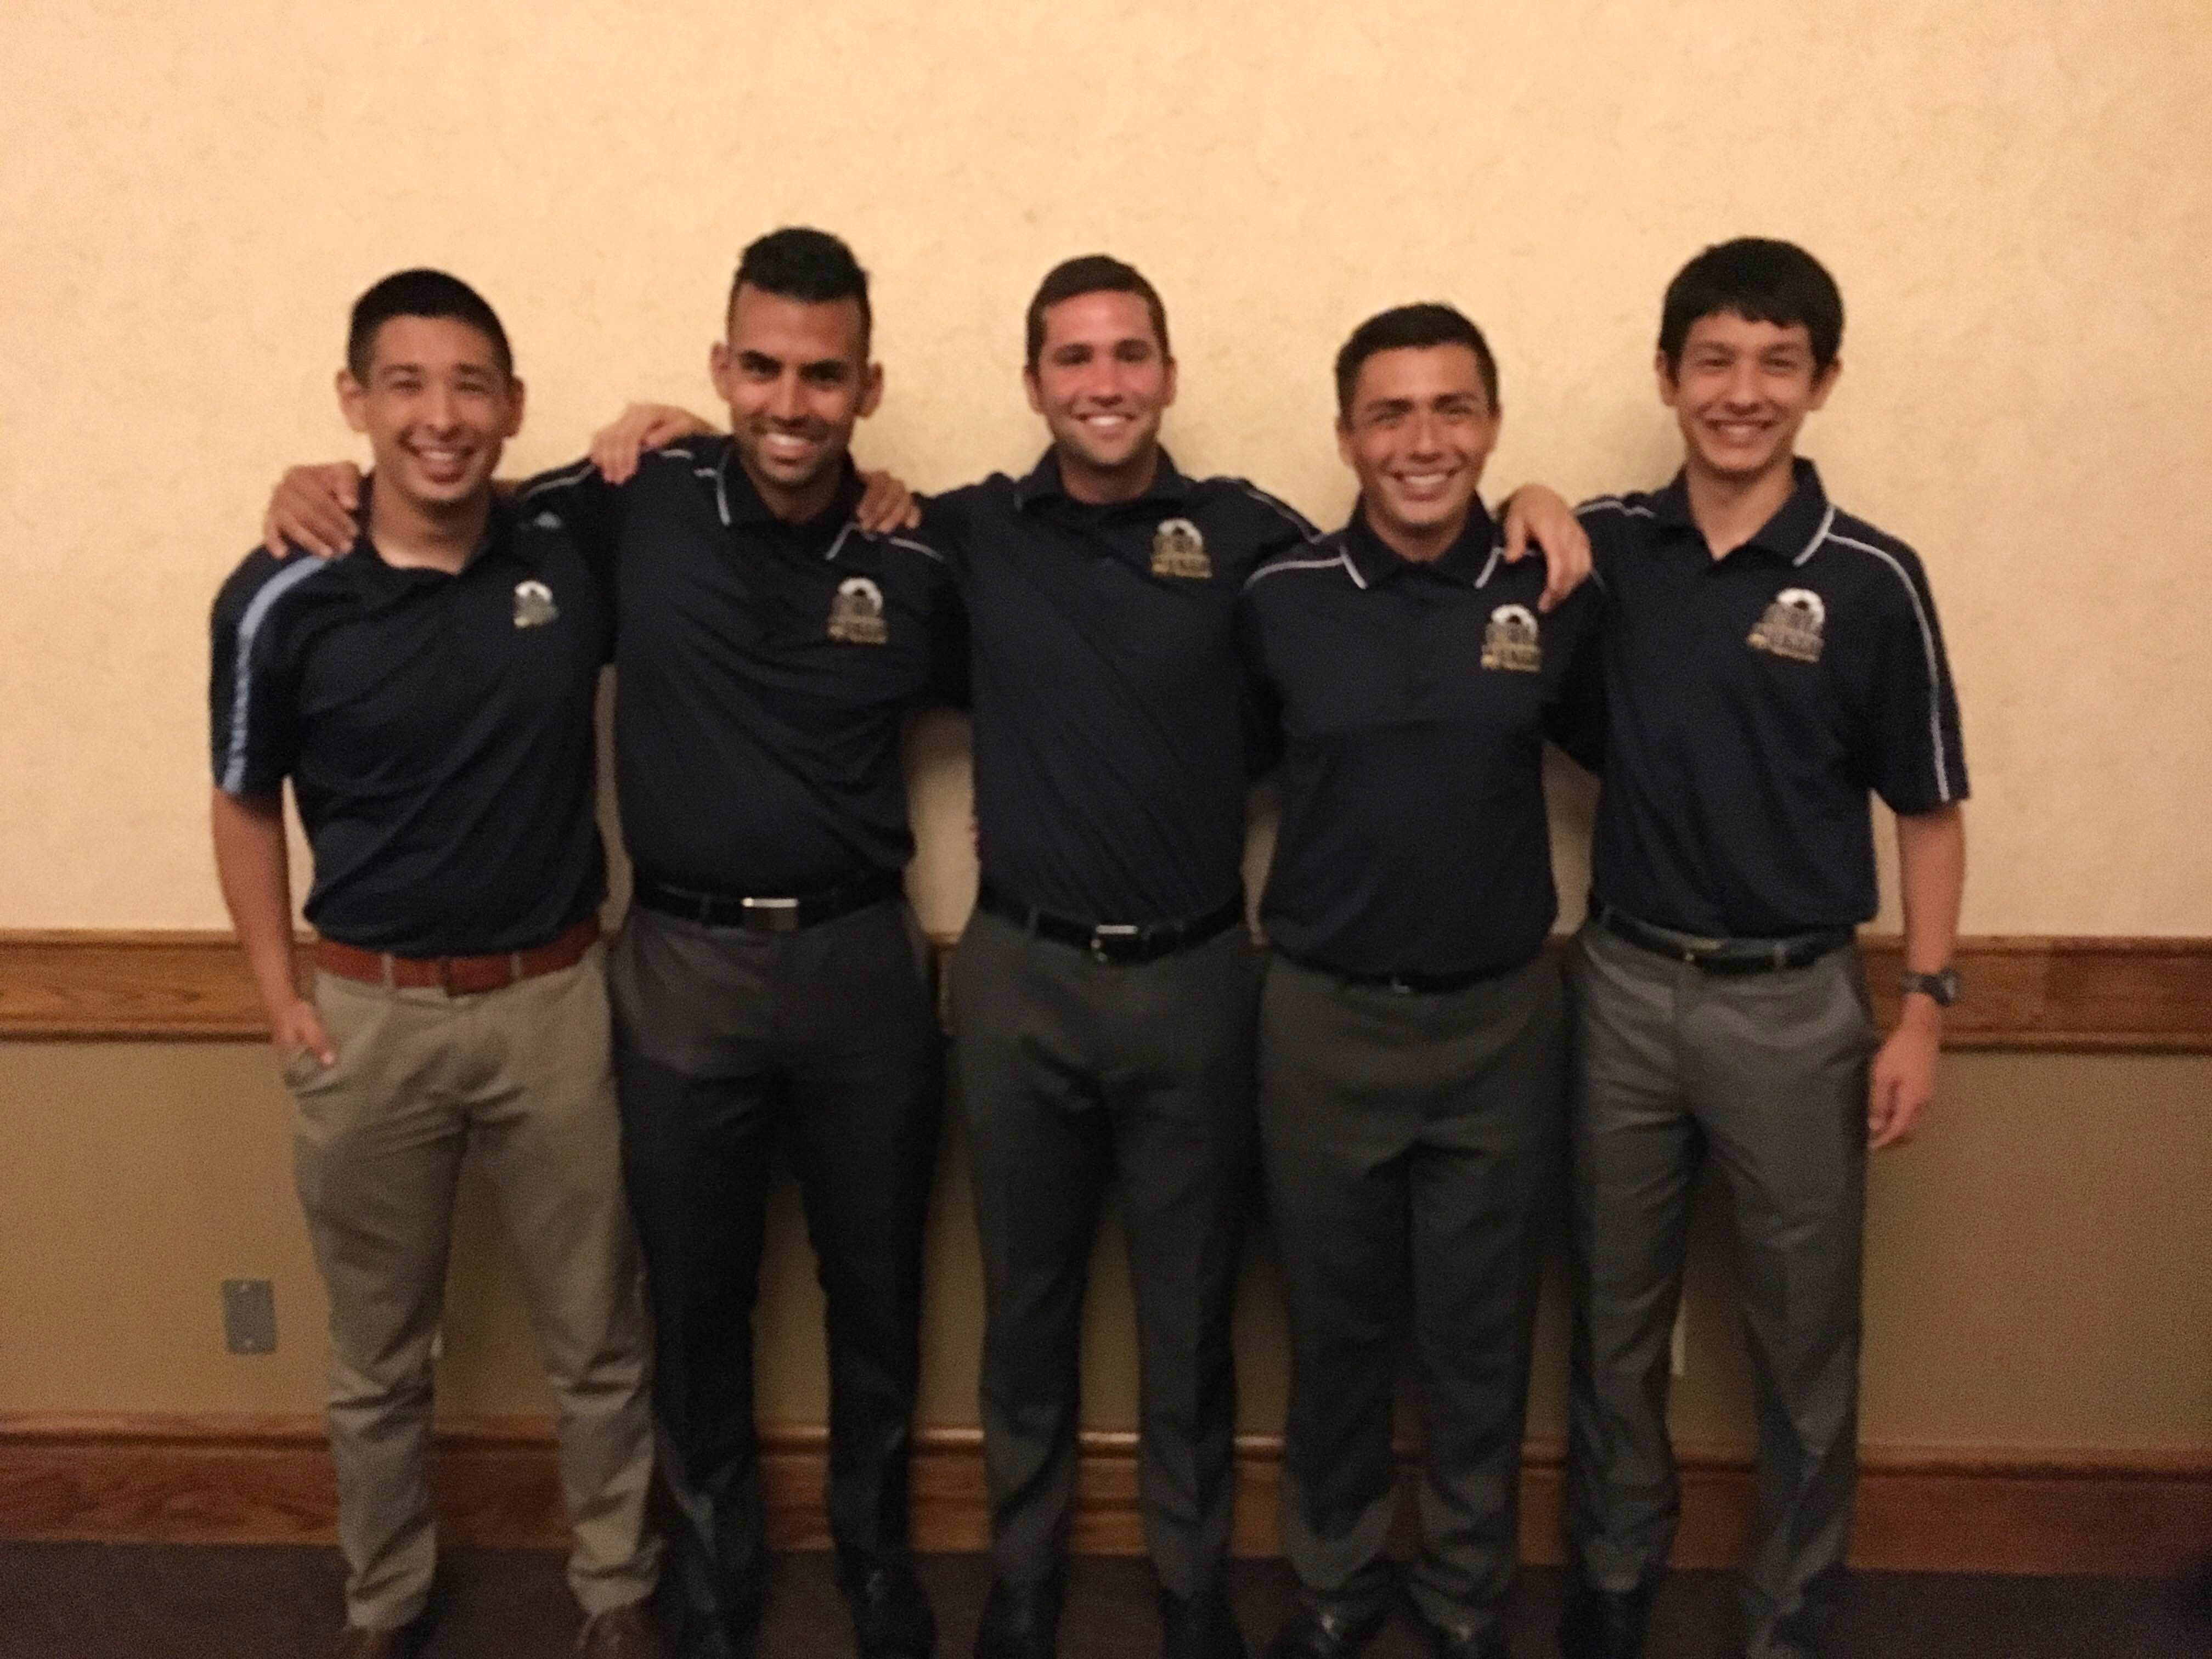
[1150,518,1211,580]
[512,580,558,628]
[828,575,889,645]
[1748,586,1826,663]
[1480,603,1542,673]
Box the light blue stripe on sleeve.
[220,558,331,794]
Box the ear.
[1335,416,1356,470]
[1808,357,1842,411]
[337,369,369,435]
[1023,364,1045,416]
[708,339,733,406]
[1654,349,1680,409]
[1159,356,1178,410]
[857,360,885,420]
[502,375,527,439]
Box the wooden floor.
[1,1545,2204,1658]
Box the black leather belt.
[633,869,901,933]
[1594,900,1852,975]
[978,881,1243,966]
[1283,951,1512,995]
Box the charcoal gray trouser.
[952,906,1263,1600]
[1260,951,1565,1643]
[1565,921,1874,1659]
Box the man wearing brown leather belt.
[209,269,661,1659]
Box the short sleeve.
[209,556,309,797]
[1542,580,1607,774]
[1860,545,1969,815]
[516,456,628,598]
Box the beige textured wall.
[4,1043,2209,1453]
[3,1,2211,932]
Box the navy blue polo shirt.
[1579,458,1968,937]
[519,439,967,896]
[923,450,1318,926]
[208,491,612,957]
[1244,503,1603,979]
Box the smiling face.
[1660,310,1839,487]
[338,314,522,520]
[711,283,882,522]
[1023,289,1177,503]
[1337,342,1502,560]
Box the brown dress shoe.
[578,1600,667,1658]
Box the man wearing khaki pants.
[208,269,662,1659]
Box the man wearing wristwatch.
[1562,240,1968,1659]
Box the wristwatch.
[1900,967,1962,1007]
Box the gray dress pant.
[1565,922,1874,1659]
[951,906,1263,1600]
[610,899,942,1646]
[1259,952,1565,1641]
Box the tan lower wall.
[3,1043,2207,1456]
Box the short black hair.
[729,227,872,352]
[1024,255,1171,370]
[1334,303,1499,416]
[1659,238,1844,372]
[346,269,512,383]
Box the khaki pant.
[287,944,658,1630]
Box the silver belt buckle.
[743,895,802,933]
[1091,923,1140,964]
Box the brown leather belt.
[313,917,600,995]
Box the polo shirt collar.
[1011,447,1193,511]
[348,475,514,578]
[1652,456,1835,565]
[1340,498,1501,588]
[714,442,865,543]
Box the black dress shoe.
[1260,1601,1389,1659]
[974,1575,1064,1659]
[842,1554,938,1658]
[1159,1582,1247,1659]
[1415,1616,1508,1659]
[1558,1576,1656,1659]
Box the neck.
[1057,444,1159,506]
[368,484,490,573]
[1365,501,1467,565]
[1684,454,1798,558]
[742,453,845,526]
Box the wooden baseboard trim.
[3,1415,2204,1578]
[4,929,2209,1049]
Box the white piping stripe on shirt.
[1820,528,1957,803]
[1229,481,1324,543]
[1793,503,1838,567]
[885,534,945,564]
[516,456,596,504]
[1580,495,1655,519]
[823,523,856,562]
[1474,535,1503,589]
[219,557,332,795]
[1242,550,1359,592]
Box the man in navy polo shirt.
[584,256,1589,1659]
[211,271,662,1659]
[1561,240,1968,1659]
[1242,304,1600,1659]
[261,232,959,1659]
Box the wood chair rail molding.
[2,929,2208,1049]
[1,1414,2205,1579]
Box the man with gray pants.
[1563,239,1969,1659]
[1241,304,1599,1659]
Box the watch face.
[1905,969,1961,1006]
